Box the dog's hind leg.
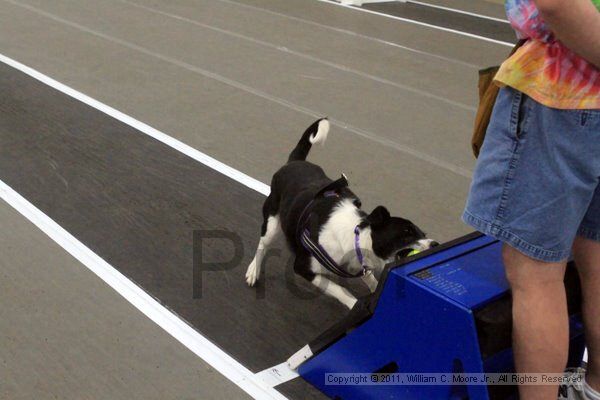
[246,196,280,286]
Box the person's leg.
[503,244,568,400]
[573,236,600,392]
[463,89,600,398]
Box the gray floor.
[0,200,251,400]
[418,0,508,20]
[363,1,515,43]
[0,0,514,399]
[0,0,511,243]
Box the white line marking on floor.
[256,362,300,388]
[407,0,510,24]
[0,1,474,179]
[117,0,474,111]
[317,0,515,47]
[213,0,480,69]
[0,53,270,197]
[0,179,287,399]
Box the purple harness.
[297,176,369,278]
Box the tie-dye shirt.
[495,0,600,109]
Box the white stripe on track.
[317,0,515,47]
[407,0,510,24]
[0,179,286,399]
[0,53,271,197]
[213,0,481,69]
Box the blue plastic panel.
[409,241,508,309]
[299,234,583,400]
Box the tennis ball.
[407,249,421,257]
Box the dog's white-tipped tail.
[309,118,329,146]
[288,117,329,162]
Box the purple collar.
[354,226,370,273]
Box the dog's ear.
[368,206,390,227]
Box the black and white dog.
[245,118,437,309]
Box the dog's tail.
[287,118,329,162]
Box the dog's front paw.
[245,260,258,287]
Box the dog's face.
[367,206,438,262]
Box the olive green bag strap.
[472,40,526,158]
